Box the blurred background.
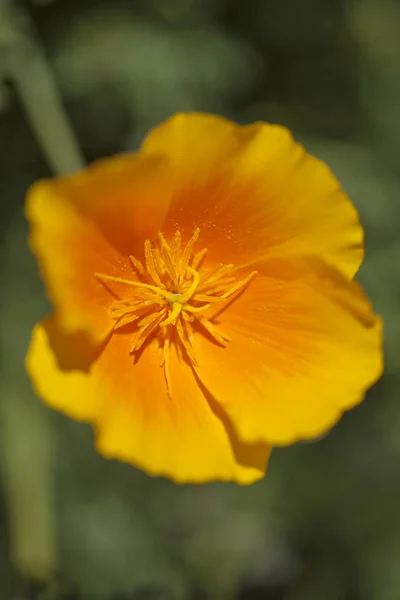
[0,0,399,598]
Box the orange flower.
[25,113,383,484]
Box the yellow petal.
[25,317,100,422]
[26,317,270,484]
[194,258,383,445]
[26,154,173,344]
[141,112,363,278]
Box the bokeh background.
[0,0,399,598]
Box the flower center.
[95,228,256,394]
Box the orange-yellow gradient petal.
[26,317,270,484]
[26,318,100,422]
[142,113,363,278]
[194,259,383,445]
[26,154,173,343]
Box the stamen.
[113,311,149,330]
[199,276,237,294]
[179,266,200,303]
[181,315,195,345]
[191,247,207,271]
[180,228,200,281]
[112,299,152,316]
[144,240,164,287]
[113,307,153,330]
[170,230,182,263]
[196,315,231,347]
[220,271,257,299]
[199,264,234,287]
[154,247,165,277]
[97,228,257,386]
[161,336,172,399]
[182,311,195,323]
[138,310,165,329]
[192,294,225,303]
[158,233,178,283]
[129,255,146,277]
[176,317,198,366]
[130,310,166,352]
[161,302,182,326]
[95,273,171,300]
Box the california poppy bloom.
[25,113,383,484]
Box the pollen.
[95,229,256,394]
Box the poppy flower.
[25,113,383,484]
